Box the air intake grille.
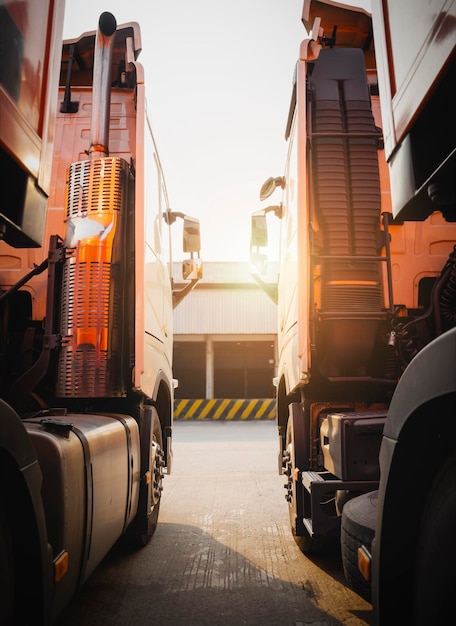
[309,48,383,311]
[322,284,383,314]
[57,157,129,398]
[308,49,386,379]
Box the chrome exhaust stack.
[89,12,117,158]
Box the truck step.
[302,470,325,490]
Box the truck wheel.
[284,414,325,554]
[0,507,14,624]
[142,408,164,544]
[341,490,377,602]
[127,407,165,548]
[413,454,456,625]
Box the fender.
[371,327,456,624]
[0,399,54,623]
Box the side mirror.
[183,217,201,253]
[249,212,268,275]
[182,216,202,279]
[250,212,268,247]
[165,211,203,308]
[249,207,279,303]
[182,257,202,281]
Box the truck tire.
[341,489,377,602]
[126,407,165,548]
[151,411,164,519]
[141,408,164,545]
[0,506,14,625]
[285,414,325,554]
[413,454,456,625]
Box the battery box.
[320,410,387,481]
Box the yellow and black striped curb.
[173,399,276,420]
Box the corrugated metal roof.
[173,261,278,334]
[174,287,277,334]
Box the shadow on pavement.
[55,522,372,626]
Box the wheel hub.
[283,448,292,502]
[151,441,165,505]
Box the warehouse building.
[173,262,278,402]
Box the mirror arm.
[172,279,200,309]
[251,274,278,305]
[163,210,185,225]
[264,204,283,219]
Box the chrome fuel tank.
[24,412,140,617]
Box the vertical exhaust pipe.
[89,12,117,158]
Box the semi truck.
[0,1,201,623]
[250,0,455,623]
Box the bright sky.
[63,0,306,261]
